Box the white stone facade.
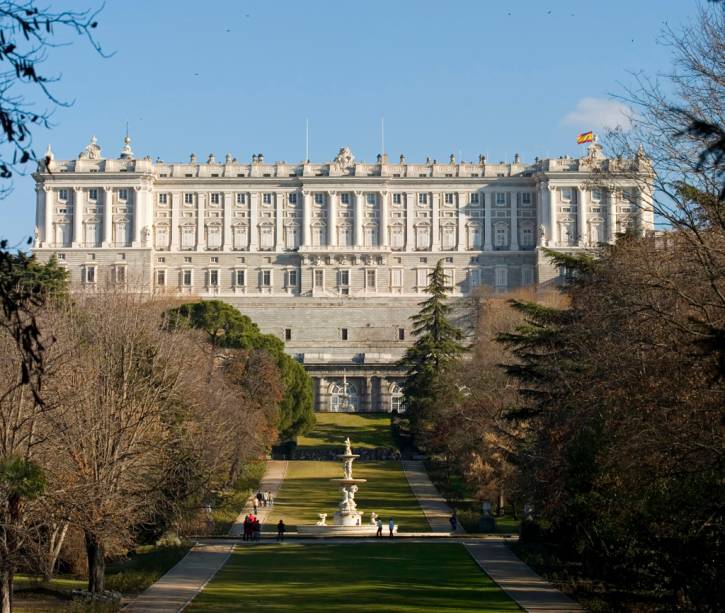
[32,138,653,412]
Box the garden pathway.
[122,461,288,612]
[401,460,464,532]
[465,540,585,612]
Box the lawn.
[268,460,430,532]
[187,543,520,613]
[296,412,396,449]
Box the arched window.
[329,381,358,412]
[390,383,405,413]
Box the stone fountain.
[329,437,367,526]
[297,436,396,535]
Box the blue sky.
[0,0,698,244]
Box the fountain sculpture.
[330,437,367,526]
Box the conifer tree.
[400,259,465,439]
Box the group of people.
[252,490,273,513]
[375,517,396,537]
[242,513,262,541]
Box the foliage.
[399,260,465,443]
[166,300,314,441]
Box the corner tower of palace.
[32,138,654,412]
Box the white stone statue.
[316,513,327,526]
[333,147,355,170]
[370,512,378,526]
[79,136,102,160]
[344,436,352,456]
[343,458,353,480]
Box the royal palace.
[32,136,653,412]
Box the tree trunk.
[0,566,13,613]
[497,488,505,516]
[43,522,69,582]
[84,530,105,593]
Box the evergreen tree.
[165,301,314,441]
[400,259,465,440]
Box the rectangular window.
[84,265,96,284]
[392,193,402,204]
[417,268,429,287]
[341,193,350,204]
[469,269,480,288]
[236,193,246,204]
[341,328,349,341]
[366,193,376,205]
[339,270,350,286]
[470,193,480,204]
[314,193,324,205]
[184,256,192,263]
[398,328,405,341]
[495,267,508,288]
[287,269,298,286]
[285,328,292,341]
[208,269,219,286]
[391,269,403,288]
[444,193,454,204]
[522,193,532,205]
[561,187,573,202]
[115,266,126,284]
[418,193,428,204]
[235,269,246,286]
[59,189,69,201]
[182,269,192,286]
[156,269,166,286]
[210,193,221,205]
[591,188,602,202]
[263,193,273,205]
[495,193,506,205]
[158,193,167,204]
[366,269,376,290]
[184,193,194,204]
[118,189,128,201]
[314,269,324,288]
[89,188,98,201]
[521,267,534,286]
[260,269,271,286]
[288,193,297,204]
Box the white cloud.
[561,97,632,132]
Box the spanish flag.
[577,131,594,144]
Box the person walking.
[267,490,273,506]
[376,517,383,537]
[277,519,286,542]
[253,517,261,541]
[253,499,258,515]
[388,518,395,537]
[449,513,458,533]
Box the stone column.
[196,193,206,250]
[171,192,181,250]
[405,192,415,250]
[378,377,387,412]
[102,187,112,247]
[249,193,259,250]
[327,191,337,247]
[354,191,364,248]
[379,191,388,248]
[457,192,466,251]
[72,187,83,247]
[34,186,44,247]
[577,186,588,246]
[131,187,142,246]
[431,192,439,251]
[317,377,327,412]
[43,187,54,247]
[275,193,284,250]
[548,185,558,246]
[536,183,547,246]
[365,377,373,412]
[607,187,617,242]
[222,192,233,251]
[510,191,519,251]
[302,191,312,247]
[483,191,492,250]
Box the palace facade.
[32,137,653,412]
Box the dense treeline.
[405,7,724,610]
[0,260,309,606]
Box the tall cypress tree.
[400,259,465,437]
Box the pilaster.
[548,185,558,247]
[431,192,439,250]
[354,191,364,248]
[457,192,466,251]
[196,192,206,250]
[327,191,338,247]
[607,187,617,242]
[483,191,492,251]
[171,192,181,250]
[405,192,415,250]
[379,191,388,248]
[577,186,588,246]
[44,187,54,247]
[102,187,112,248]
[72,187,83,247]
[275,193,284,250]
[510,190,519,251]
[223,192,233,250]
[302,191,312,247]
[249,193,259,250]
